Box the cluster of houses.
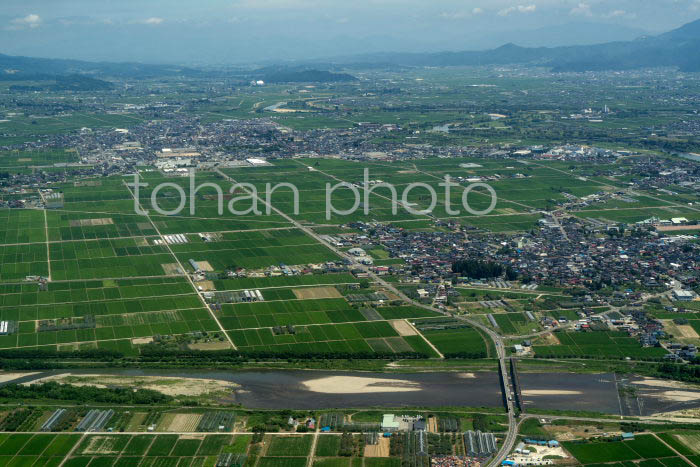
[287,416,316,430]
[338,214,699,296]
[381,414,426,432]
[224,261,350,280]
[666,343,698,361]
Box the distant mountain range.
[486,21,651,48]
[0,18,699,81]
[253,66,357,84]
[0,53,204,80]
[337,18,700,72]
[0,52,356,85]
[7,74,114,92]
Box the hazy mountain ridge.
[0,53,204,79]
[6,74,114,92]
[0,18,698,77]
[337,19,700,72]
[258,68,357,83]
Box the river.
[10,368,635,412]
[6,368,698,414]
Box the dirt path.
[307,426,320,467]
[123,179,236,350]
[652,432,695,467]
[44,209,51,281]
[57,433,87,467]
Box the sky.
[1,0,699,65]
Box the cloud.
[569,2,593,17]
[56,16,115,27]
[141,17,164,25]
[498,4,536,16]
[602,9,635,19]
[439,7,484,20]
[604,9,625,17]
[440,11,468,20]
[230,0,320,9]
[8,13,42,30]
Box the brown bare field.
[196,280,215,291]
[662,320,699,340]
[657,225,700,232]
[677,325,700,338]
[384,291,401,301]
[390,320,417,336]
[69,218,114,227]
[162,413,203,432]
[198,261,214,272]
[428,417,438,433]
[293,286,341,299]
[539,333,561,345]
[189,341,231,351]
[132,337,154,345]
[162,263,184,275]
[364,437,390,457]
[81,436,122,454]
[544,424,614,441]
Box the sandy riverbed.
[652,390,700,403]
[522,389,583,396]
[633,377,700,390]
[0,372,39,384]
[24,373,238,397]
[455,372,476,379]
[302,376,422,394]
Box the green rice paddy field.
[563,434,695,467]
[533,331,670,359]
[0,161,508,356]
[0,433,251,467]
[0,431,422,466]
[1,157,658,357]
